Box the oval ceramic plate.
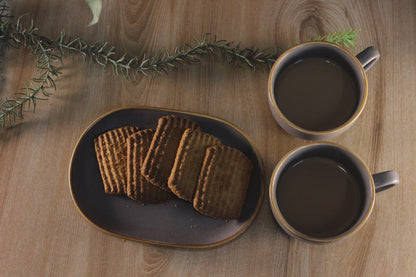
[69,106,264,248]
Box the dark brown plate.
[69,106,264,248]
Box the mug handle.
[356,46,380,71]
[372,170,399,193]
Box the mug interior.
[270,143,375,243]
[269,42,368,136]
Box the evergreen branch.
[0,14,61,130]
[0,0,359,131]
[34,28,358,79]
[308,29,359,48]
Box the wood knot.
[299,14,325,40]
[298,4,326,41]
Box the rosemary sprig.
[0,1,358,131]
[0,15,61,130]
[58,30,357,78]
[308,29,359,48]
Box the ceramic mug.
[268,42,380,140]
[269,143,399,243]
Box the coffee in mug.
[274,57,358,131]
[269,143,399,243]
[268,42,380,140]
[276,156,364,238]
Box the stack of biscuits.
[94,115,253,220]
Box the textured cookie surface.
[193,145,253,219]
[141,115,200,191]
[126,129,173,203]
[94,125,140,195]
[168,128,222,202]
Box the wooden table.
[1,0,415,276]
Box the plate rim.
[68,105,265,248]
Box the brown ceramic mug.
[268,42,380,140]
[269,143,399,243]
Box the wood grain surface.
[0,0,415,276]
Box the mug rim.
[268,142,376,243]
[267,41,369,137]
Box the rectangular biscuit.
[126,129,173,203]
[141,115,200,191]
[168,128,222,202]
[193,145,253,220]
[94,125,140,195]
